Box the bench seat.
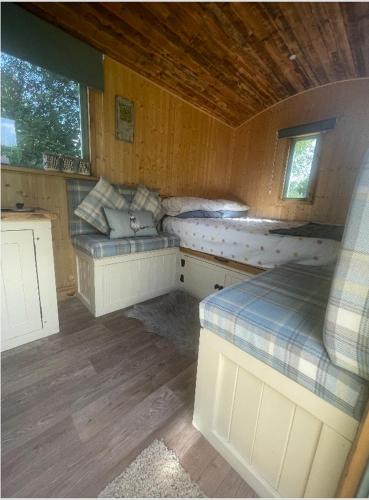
[200,263,368,420]
[71,232,180,259]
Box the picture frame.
[116,96,134,143]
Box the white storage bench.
[74,246,179,317]
[66,179,180,317]
[194,264,368,497]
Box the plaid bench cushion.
[72,232,180,259]
[200,264,369,420]
[324,150,369,380]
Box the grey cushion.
[104,208,158,239]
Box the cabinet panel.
[1,230,42,339]
[252,385,295,488]
[180,256,226,299]
[224,270,253,287]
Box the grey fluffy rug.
[126,290,200,357]
[99,439,204,498]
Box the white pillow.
[162,197,249,216]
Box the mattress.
[162,216,341,268]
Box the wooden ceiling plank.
[196,4,288,103]
[266,4,329,88]
[24,2,243,125]
[341,3,369,78]
[20,2,369,127]
[140,3,280,108]
[231,3,308,93]
[101,3,262,115]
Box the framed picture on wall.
[116,96,134,143]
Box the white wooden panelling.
[252,385,295,488]
[178,252,255,299]
[76,248,179,317]
[304,425,352,498]
[1,230,42,338]
[76,251,94,311]
[229,367,264,463]
[278,407,322,497]
[224,269,250,287]
[193,328,359,498]
[213,356,238,440]
[1,220,59,351]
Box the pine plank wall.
[1,56,369,297]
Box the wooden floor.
[1,297,256,498]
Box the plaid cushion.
[200,264,368,420]
[74,177,129,234]
[71,232,180,259]
[324,150,369,380]
[66,179,99,236]
[130,184,164,221]
[66,179,137,237]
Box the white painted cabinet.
[1,217,59,351]
[178,251,261,299]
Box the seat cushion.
[72,232,180,259]
[200,264,369,420]
[324,150,369,380]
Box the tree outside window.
[1,52,87,169]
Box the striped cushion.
[324,150,369,380]
[66,180,161,236]
[66,179,99,236]
[130,184,164,221]
[200,264,368,420]
[71,232,180,259]
[74,177,129,234]
[66,179,138,236]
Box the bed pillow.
[162,196,249,216]
[220,210,249,218]
[74,177,129,234]
[174,210,249,219]
[130,185,164,221]
[104,208,158,239]
[176,210,224,219]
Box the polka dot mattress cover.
[162,216,340,268]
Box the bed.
[163,216,341,268]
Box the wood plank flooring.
[1,297,256,498]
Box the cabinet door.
[1,230,43,340]
[224,270,253,288]
[180,256,226,299]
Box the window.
[282,135,321,201]
[0,52,89,169]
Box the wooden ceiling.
[22,2,369,127]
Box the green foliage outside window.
[1,52,85,168]
[284,136,319,199]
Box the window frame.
[1,53,90,174]
[79,85,90,162]
[281,133,322,203]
